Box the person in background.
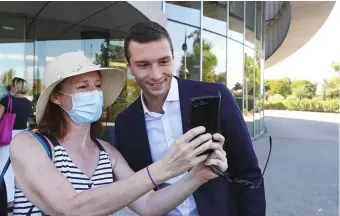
[114,20,266,216]
[9,52,228,216]
[0,77,32,213]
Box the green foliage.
[321,76,339,100]
[265,78,292,98]
[126,77,141,101]
[1,69,14,85]
[331,61,340,73]
[291,80,317,100]
[178,30,218,82]
[232,82,242,91]
[217,72,226,84]
[264,99,339,113]
[244,53,261,97]
[203,71,217,83]
[95,42,126,66]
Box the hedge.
[264,99,339,113]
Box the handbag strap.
[6,96,12,114]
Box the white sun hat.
[35,51,126,124]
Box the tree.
[331,61,340,74]
[265,78,292,98]
[94,40,129,122]
[1,69,14,85]
[179,30,218,82]
[291,80,317,99]
[321,76,339,100]
[217,72,226,84]
[244,54,261,97]
[126,77,141,101]
[232,82,242,91]
[294,85,309,101]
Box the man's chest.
[144,101,183,161]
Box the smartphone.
[188,93,221,155]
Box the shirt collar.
[141,77,179,115]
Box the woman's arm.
[100,135,226,216]
[10,127,214,216]
[0,104,4,119]
[0,96,7,119]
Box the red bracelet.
[146,166,158,187]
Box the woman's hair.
[38,81,103,140]
[13,78,29,94]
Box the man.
[115,20,266,216]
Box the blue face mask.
[59,90,104,125]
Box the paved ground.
[253,110,339,216]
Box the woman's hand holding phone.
[158,126,224,181]
[189,133,228,183]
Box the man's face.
[127,38,173,99]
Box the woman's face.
[52,71,102,111]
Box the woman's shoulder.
[97,139,118,155]
[96,139,122,164]
[10,131,52,159]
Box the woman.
[0,77,32,211]
[10,52,228,216]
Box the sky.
[265,1,340,93]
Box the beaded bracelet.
[146,166,158,187]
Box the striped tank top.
[13,137,115,215]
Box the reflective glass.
[245,1,255,48]
[203,1,228,36]
[167,21,201,81]
[227,39,243,111]
[244,46,255,137]
[202,31,227,85]
[229,1,244,43]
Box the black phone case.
[188,93,221,156]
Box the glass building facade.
[0,1,265,138]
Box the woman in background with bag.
[0,77,32,212]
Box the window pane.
[0,14,26,98]
[227,39,243,111]
[202,31,226,85]
[244,46,255,137]
[256,1,262,53]
[245,1,255,48]
[260,55,265,131]
[166,1,201,27]
[254,52,261,135]
[167,21,201,81]
[229,1,244,43]
[203,1,228,35]
[103,39,130,123]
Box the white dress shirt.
[141,78,198,216]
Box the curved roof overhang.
[265,1,336,68]
[0,1,166,42]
